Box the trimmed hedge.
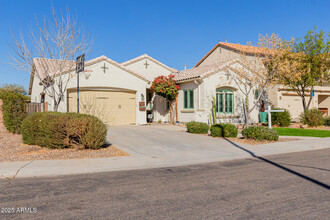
[21,112,107,149]
[242,126,279,141]
[271,108,291,127]
[300,108,324,127]
[210,123,238,138]
[186,121,209,134]
[0,90,29,133]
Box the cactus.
[209,113,213,126]
[212,97,216,124]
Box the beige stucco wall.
[318,94,330,109]
[123,57,175,122]
[177,81,200,122]
[30,75,44,103]
[176,64,260,125]
[270,86,330,120]
[30,59,149,125]
[124,58,172,81]
[198,46,263,68]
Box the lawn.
[274,127,330,138]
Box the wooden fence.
[26,102,48,116]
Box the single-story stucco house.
[29,53,260,125]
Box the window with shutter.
[216,89,234,114]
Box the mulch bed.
[0,132,128,162]
[225,136,300,145]
[183,131,300,145]
[0,100,128,162]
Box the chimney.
[184,64,187,70]
[225,39,227,43]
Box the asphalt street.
[1,149,329,220]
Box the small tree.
[270,27,330,110]
[226,34,281,126]
[150,75,179,123]
[9,6,91,111]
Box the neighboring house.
[268,85,330,120]
[29,54,176,125]
[195,42,330,121]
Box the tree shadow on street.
[224,138,330,191]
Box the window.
[254,89,259,100]
[216,89,234,113]
[183,89,194,109]
[166,100,170,110]
[41,94,45,103]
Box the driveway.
[107,124,330,165]
[108,124,244,163]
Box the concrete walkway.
[0,125,329,178]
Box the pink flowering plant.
[150,74,179,101]
[150,74,180,122]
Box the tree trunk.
[245,97,250,127]
[306,87,314,109]
[53,100,59,112]
[169,101,173,123]
[301,95,307,110]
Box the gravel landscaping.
[0,101,128,162]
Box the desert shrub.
[271,108,291,127]
[324,116,330,126]
[242,126,279,141]
[21,112,107,149]
[0,89,29,133]
[210,123,238,138]
[300,108,324,127]
[186,121,209,134]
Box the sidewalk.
[1,136,329,179]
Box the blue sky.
[0,0,329,91]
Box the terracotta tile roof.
[219,42,274,55]
[174,60,235,82]
[195,42,274,67]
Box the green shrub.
[242,126,279,141]
[0,90,29,133]
[324,116,330,126]
[186,121,209,134]
[271,108,291,127]
[0,84,26,95]
[210,124,222,137]
[300,108,324,127]
[210,123,238,138]
[21,112,107,149]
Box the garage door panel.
[67,90,136,125]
